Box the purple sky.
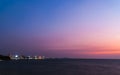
[1,0,120,58]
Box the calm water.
[0,59,120,75]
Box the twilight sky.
[0,0,120,58]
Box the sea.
[0,59,120,75]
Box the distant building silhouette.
[0,55,11,60]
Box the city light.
[15,55,18,58]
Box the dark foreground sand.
[0,59,120,75]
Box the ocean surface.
[0,59,120,75]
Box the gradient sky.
[0,0,120,58]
